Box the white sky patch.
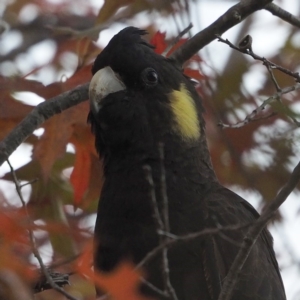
[30,240,53,266]
[0,61,18,77]
[19,4,40,24]
[242,146,275,170]
[56,68,78,83]
[13,91,45,106]
[26,40,57,66]
[33,219,49,240]
[62,167,73,180]
[251,13,291,57]
[0,30,23,55]
[291,30,300,48]
[78,213,97,234]
[64,204,83,216]
[270,192,300,300]
[89,0,104,11]
[242,64,266,95]
[13,40,56,76]
[0,143,33,206]
[67,143,75,153]
[33,128,45,137]
[59,51,78,73]
[97,23,128,47]
[0,143,33,177]
[230,185,262,210]
[278,193,300,262]
[26,65,57,85]
[45,0,64,4]
[280,0,300,14]
[0,180,31,207]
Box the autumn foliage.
[0,0,300,299]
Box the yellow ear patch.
[168,84,201,141]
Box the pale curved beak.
[89,66,126,114]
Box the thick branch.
[0,82,89,166]
[218,160,300,300]
[170,0,273,65]
[265,3,300,28]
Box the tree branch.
[136,222,251,270]
[265,3,300,28]
[0,82,89,166]
[0,1,276,167]
[170,0,273,65]
[143,164,178,300]
[217,35,300,82]
[218,159,300,300]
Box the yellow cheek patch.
[168,84,201,141]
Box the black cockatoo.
[88,27,286,300]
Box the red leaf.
[70,141,91,208]
[150,31,167,54]
[184,68,205,81]
[166,37,188,56]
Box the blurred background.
[0,0,300,299]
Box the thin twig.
[140,278,169,298]
[162,22,193,57]
[136,222,252,270]
[20,178,39,188]
[217,35,300,82]
[6,159,77,300]
[143,165,164,233]
[158,144,178,300]
[218,34,300,127]
[159,143,170,234]
[266,62,281,92]
[218,83,300,128]
[217,231,243,248]
[218,159,300,300]
[143,164,178,300]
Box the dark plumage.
[88,27,286,300]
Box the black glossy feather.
[88,27,286,300]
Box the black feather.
[89,27,286,300]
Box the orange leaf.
[33,115,73,179]
[94,263,149,300]
[0,245,36,281]
[0,211,36,281]
[69,124,97,208]
[0,210,28,243]
[76,241,151,300]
